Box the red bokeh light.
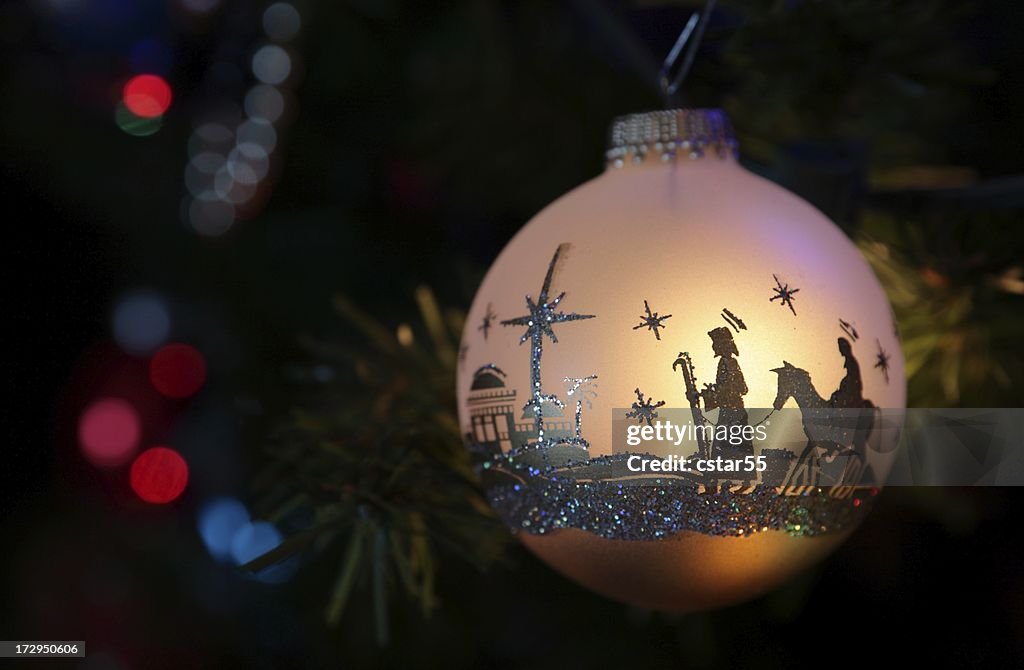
[130,447,188,504]
[122,74,172,118]
[78,398,141,468]
[149,343,206,399]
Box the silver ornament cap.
[606,108,738,167]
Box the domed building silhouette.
[464,365,574,457]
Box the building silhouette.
[465,365,575,456]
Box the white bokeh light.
[262,3,301,42]
[236,118,277,152]
[227,142,270,184]
[243,85,285,123]
[188,123,234,156]
[189,191,235,236]
[251,45,291,85]
[185,151,226,196]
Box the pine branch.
[245,286,509,638]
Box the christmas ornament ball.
[457,109,904,611]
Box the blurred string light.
[237,118,277,152]
[197,497,250,560]
[182,2,302,236]
[189,191,236,236]
[188,121,234,153]
[229,521,296,583]
[227,142,270,184]
[112,290,170,355]
[130,446,189,503]
[123,73,172,117]
[244,85,284,123]
[251,45,291,85]
[116,73,172,137]
[185,149,226,196]
[114,101,162,136]
[78,398,141,469]
[149,343,207,398]
[262,2,301,42]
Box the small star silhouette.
[770,274,800,316]
[632,300,672,340]
[625,388,666,427]
[478,303,496,340]
[874,339,890,383]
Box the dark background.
[3,1,1024,668]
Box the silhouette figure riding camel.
[771,337,877,491]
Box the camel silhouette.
[770,350,877,494]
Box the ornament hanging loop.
[659,0,717,108]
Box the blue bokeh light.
[197,497,250,561]
[112,290,170,355]
[230,521,296,583]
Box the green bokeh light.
[114,102,162,137]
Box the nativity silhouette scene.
[462,244,888,539]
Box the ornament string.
[659,0,718,108]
